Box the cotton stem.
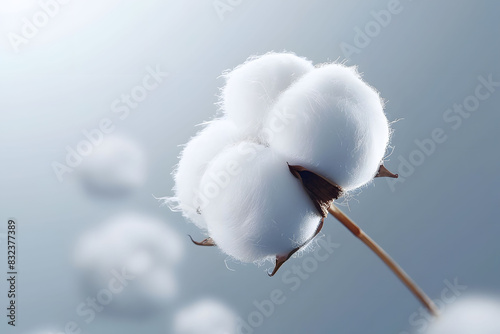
[328,204,439,317]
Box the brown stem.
[328,204,439,317]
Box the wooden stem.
[328,204,439,317]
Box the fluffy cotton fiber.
[222,52,314,136]
[74,213,184,314]
[171,119,240,228]
[173,298,239,334]
[169,53,390,264]
[199,142,322,263]
[265,64,389,191]
[79,135,147,197]
[425,296,500,334]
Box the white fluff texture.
[173,298,239,334]
[200,142,322,263]
[172,119,241,228]
[73,213,184,315]
[425,296,500,334]
[170,53,391,264]
[265,64,389,191]
[222,52,314,135]
[79,135,147,197]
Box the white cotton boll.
[265,64,389,191]
[173,298,239,334]
[172,119,241,229]
[79,135,147,198]
[424,296,500,334]
[199,142,322,263]
[73,213,184,316]
[222,52,314,136]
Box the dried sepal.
[288,164,343,218]
[375,164,399,179]
[269,218,325,277]
[188,235,216,246]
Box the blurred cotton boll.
[200,142,322,263]
[266,63,390,191]
[222,52,314,136]
[424,296,500,334]
[79,135,147,198]
[173,298,239,334]
[73,213,184,316]
[170,119,241,228]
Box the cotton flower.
[172,298,240,334]
[265,64,389,191]
[73,213,184,315]
[168,52,393,274]
[424,296,500,334]
[222,52,314,136]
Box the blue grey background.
[1,0,499,333]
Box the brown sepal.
[188,235,216,246]
[375,164,398,179]
[288,164,343,218]
[269,218,324,277]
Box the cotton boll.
[424,296,500,334]
[222,52,314,136]
[199,142,322,263]
[266,64,389,191]
[79,135,147,198]
[172,119,241,229]
[173,298,239,334]
[73,213,184,316]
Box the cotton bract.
[265,64,389,191]
[199,142,322,263]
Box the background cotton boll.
[73,213,184,316]
[172,119,241,229]
[172,298,239,334]
[424,296,500,334]
[266,64,389,191]
[222,52,314,137]
[200,142,322,263]
[79,135,147,198]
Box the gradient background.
[1,0,499,333]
